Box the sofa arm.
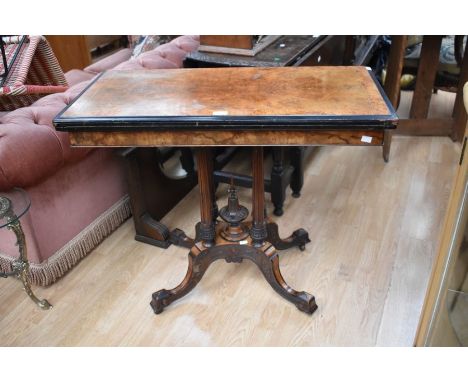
[113,35,200,71]
[84,48,132,75]
[0,82,92,190]
[0,117,64,190]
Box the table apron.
[69,129,385,147]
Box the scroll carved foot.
[168,223,203,249]
[254,244,317,314]
[150,289,172,314]
[266,222,311,251]
[150,245,208,314]
[169,228,195,249]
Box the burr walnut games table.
[54,66,397,315]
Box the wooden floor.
[0,133,460,346]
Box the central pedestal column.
[150,147,317,315]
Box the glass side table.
[0,188,51,309]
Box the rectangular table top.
[54,66,397,133]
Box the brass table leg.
[0,197,52,310]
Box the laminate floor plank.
[0,136,460,346]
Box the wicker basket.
[0,35,68,111]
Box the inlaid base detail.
[150,241,317,315]
[166,215,312,252]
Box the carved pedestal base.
[150,236,317,315]
[150,147,317,316]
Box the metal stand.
[0,196,52,310]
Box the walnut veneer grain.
[69,129,384,147]
[58,66,394,121]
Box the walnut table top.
[54,66,397,147]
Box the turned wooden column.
[271,147,286,216]
[196,148,216,247]
[251,147,268,247]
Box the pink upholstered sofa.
[0,35,200,285]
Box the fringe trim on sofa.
[0,196,131,286]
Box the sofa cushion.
[0,81,93,190]
[114,35,199,71]
[0,118,65,190]
[114,54,179,70]
[84,48,132,75]
[65,69,95,87]
[154,43,190,65]
[172,35,200,52]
